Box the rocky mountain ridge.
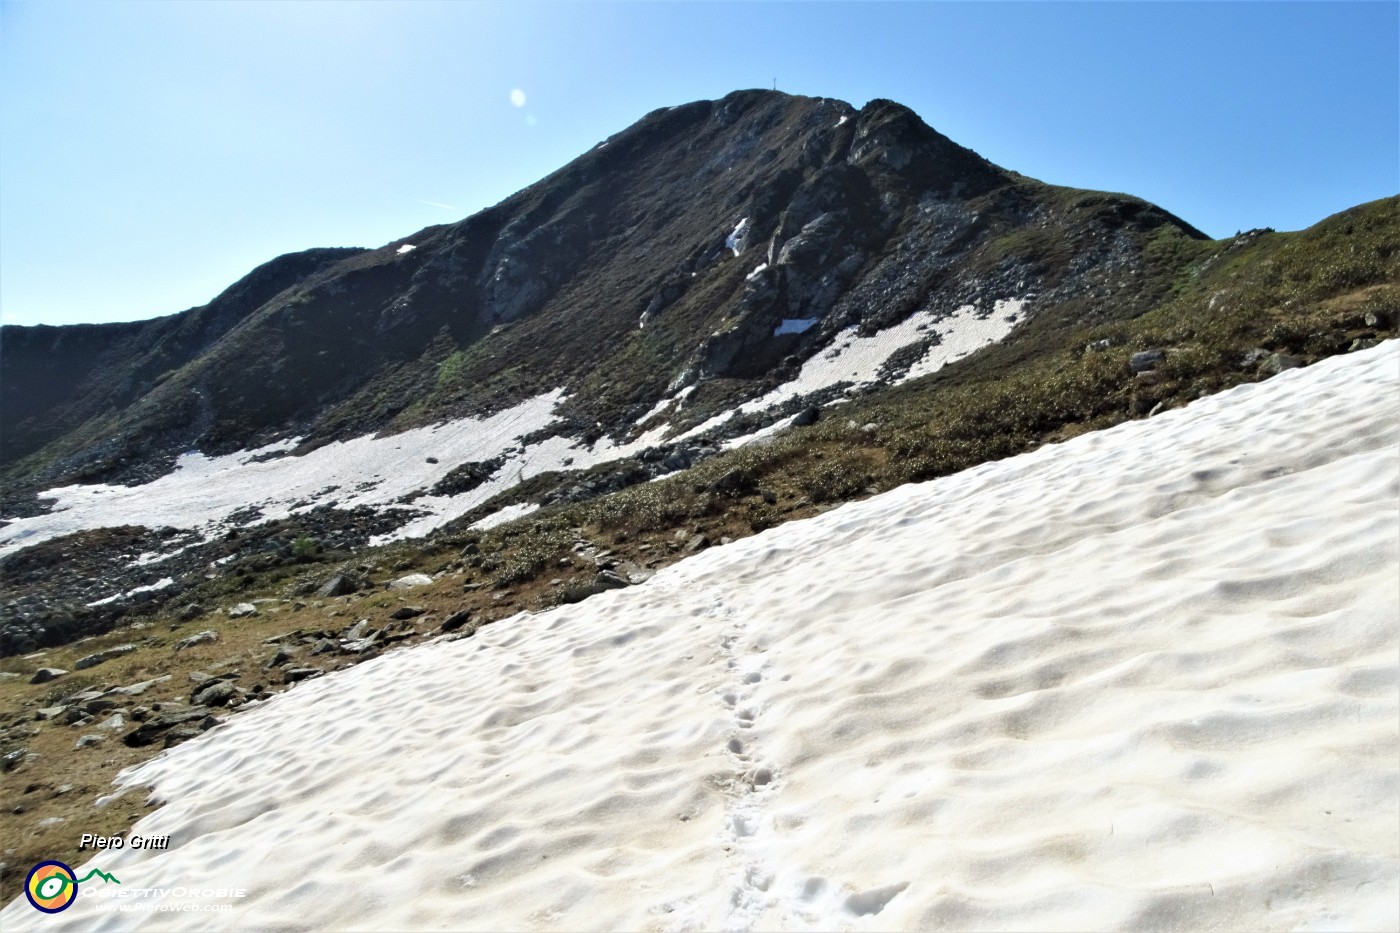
[3,90,1199,498]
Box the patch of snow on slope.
[86,577,174,608]
[726,217,750,255]
[898,299,1022,384]
[396,244,416,254]
[14,342,1396,932]
[722,413,798,450]
[469,502,539,531]
[773,318,818,337]
[0,392,566,557]
[633,396,674,427]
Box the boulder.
[191,681,238,707]
[75,734,105,749]
[792,405,820,427]
[123,706,218,747]
[173,630,219,652]
[389,573,434,590]
[1260,353,1302,375]
[390,606,426,620]
[74,645,136,670]
[440,610,474,633]
[29,668,67,685]
[283,668,323,684]
[228,603,259,619]
[593,571,631,592]
[1129,349,1167,373]
[315,575,358,598]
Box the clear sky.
[2,1,1396,327]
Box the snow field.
[4,341,1395,932]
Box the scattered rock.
[283,668,323,684]
[593,570,631,592]
[177,603,203,622]
[440,610,474,633]
[389,573,434,589]
[1129,349,1167,373]
[191,681,238,707]
[683,534,710,553]
[1364,309,1392,328]
[73,644,136,670]
[1,748,27,771]
[34,706,66,721]
[173,630,219,652]
[110,675,171,697]
[1240,347,1271,369]
[792,405,820,427]
[315,575,359,598]
[342,619,371,640]
[390,606,426,620]
[123,706,217,748]
[97,713,126,731]
[265,646,298,668]
[1260,353,1302,375]
[228,603,259,619]
[29,668,67,685]
[1349,337,1380,352]
[75,734,105,749]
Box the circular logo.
[25,861,78,913]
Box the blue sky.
[2,1,1396,327]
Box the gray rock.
[0,748,27,772]
[191,681,238,707]
[1240,347,1271,369]
[1260,353,1302,375]
[341,619,370,640]
[97,713,126,732]
[110,675,171,697]
[34,706,66,721]
[1129,349,1167,373]
[1349,337,1380,352]
[1364,309,1392,328]
[390,606,426,620]
[265,646,298,668]
[791,405,820,427]
[683,534,710,553]
[123,706,217,748]
[227,603,259,619]
[593,571,631,592]
[282,668,323,684]
[74,644,136,670]
[173,630,219,652]
[29,668,67,685]
[440,610,474,633]
[315,575,358,598]
[75,734,105,749]
[177,604,203,622]
[389,573,434,590]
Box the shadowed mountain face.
[3,89,1202,494]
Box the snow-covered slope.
[6,342,1396,932]
[0,298,1021,560]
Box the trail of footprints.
[713,598,783,932]
[700,598,908,932]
